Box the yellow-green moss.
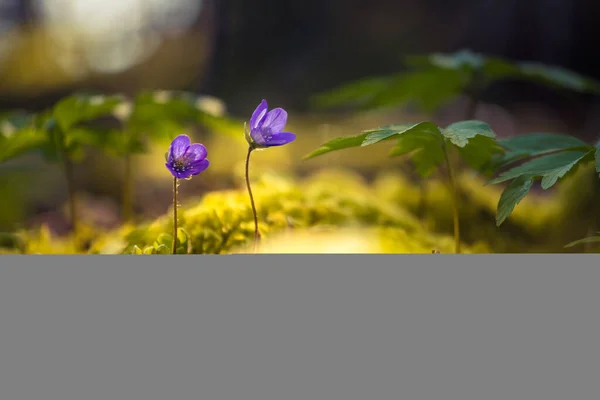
[4,166,597,254]
[82,169,488,254]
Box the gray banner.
[0,255,598,400]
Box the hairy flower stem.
[122,154,133,224]
[173,177,178,255]
[245,146,260,252]
[442,144,461,254]
[63,158,78,242]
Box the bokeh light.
[33,0,203,75]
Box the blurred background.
[1,0,600,237]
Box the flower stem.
[442,143,461,254]
[122,154,133,224]
[173,177,178,255]
[245,146,260,251]
[64,157,78,241]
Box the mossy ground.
[2,162,598,254]
[2,110,599,254]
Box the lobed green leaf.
[497,133,590,166]
[441,120,496,147]
[0,125,47,163]
[311,75,395,109]
[516,62,600,94]
[457,135,505,173]
[489,150,593,189]
[389,132,445,177]
[496,176,534,226]
[362,122,440,146]
[53,94,125,132]
[302,132,373,159]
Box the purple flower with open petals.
[165,134,209,179]
[245,99,296,149]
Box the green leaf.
[154,244,170,255]
[304,119,501,174]
[439,120,503,173]
[441,120,496,147]
[406,50,521,83]
[489,150,593,189]
[143,246,155,254]
[176,228,188,245]
[496,176,534,226]
[501,133,589,152]
[311,75,393,109]
[406,49,485,71]
[175,228,190,254]
[361,69,468,112]
[457,135,504,173]
[0,125,47,163]
[0,111,35,136]
[131,245,143,254]
[130,90,240,140]
[154,233,174,249]
[362,122,441,146]
[53,94,125,132]
[481,57,522,81]
[595,142,600,173]
[389,132,445,177]
[196,110,244,140]
[302,132,372,159]
[67,126,129,157]
[66,143,86,163]
[312,67,469,113]
[498,133,590,166]
[564,236,600,248]
[38,125,65,163]
[516,62,600,94]
[360,122,443,177]
[311,49,600,116]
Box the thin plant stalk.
[417,82,481,223]
[245,146,260,251]
[122,154,133,223]
[584,167,600,253]
[436,79,481,250]
[465,92,479,121]
[442,143,461,254]
[172,177,178,255]
[63,157,78,242]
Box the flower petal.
[250,128,268,146]
[183,143,207,162]
[169,134,190,160]
[264,131,296,146]
[261,107,288,134]
[188,159,210,176]
[166,162,188,179]
[250,99,268,130]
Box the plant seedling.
[304,120,503,253]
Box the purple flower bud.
[246,99,296,149]
[165,134,210,179]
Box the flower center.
[172,159,187,172]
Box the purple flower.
[165,134,210,179]
[246,99,296,149]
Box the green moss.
[5,166,592,254]
[83,169,486,254]
[373,169,565,252]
